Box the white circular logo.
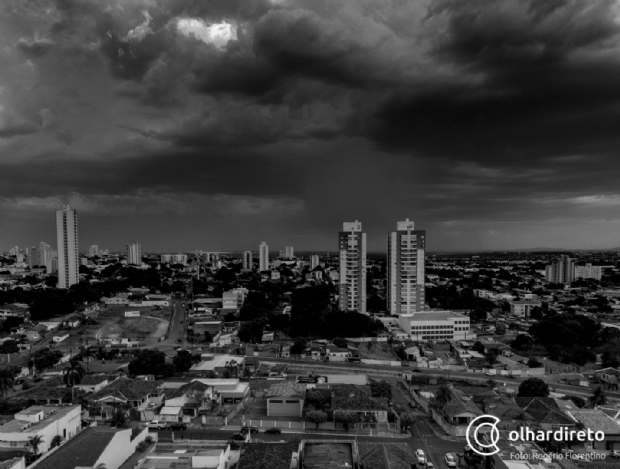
[466,415,501,456]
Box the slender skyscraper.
[89,245,99,257]
[259,242,269,271]
[285,246,294,258]
[243,251,252,269]
[56,204,79,288]
[545,255,575,284]
[127,242,142,265]
[338,221,366,314]
[387,219,426,314]
[310,254,320,269]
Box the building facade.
[387,219,426,315]
[259,242,269,271]
[310,254,320,269]
[575,263,603,281]
[285,246,294,258]
[127,242,141,265]
[545,255,575,284]
[397,311,471,341]
[242,251,252,269]
[56,204,79,289]
[338,221,367,314]
[89,245,99,257]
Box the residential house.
[34,426,149,469]
[0,353,30,377]
[192,379,249,403]
[236,443,298,469]
[87,378,164,421]
[0,405,81,454]
[566,409,620,451]
[161,381,216,421]
[331,384,390,423]
[22,331,40,342]
[141,443,232,469]
[265,382,306,417]
[73,374,119,394]
[562,373,589,387]
[594,368,620,391]
[325,346,349,362]
[514,397,577,430]
[441,389,483,426]
[189,354,245,376]
[358,442,418,469]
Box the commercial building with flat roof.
[397,311,472,341]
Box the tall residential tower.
[56,204,79,288]
[127,242,142,265]
[387,219,426,314]
[338,221,366,314]
[259,242,269,271]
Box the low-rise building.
[87,378,164,420]
[142,443,232,469]
[265,382,306,417]
[398,311,472,341]
[509,300,541,318]
[0,405,81,454]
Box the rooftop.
[265,381,307,398]
[303,442,354,469]
[332,385,389,412]
[237,443,298,469]
[88,378,163,402]
[566,409,620,434]
[35,426,125,469]
[358,443,417,469]
[0,405,79,434]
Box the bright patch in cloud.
[176,18,237,49]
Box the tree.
[63,360,86,401]
[50,435,64,448]
[25,435,44,455]
[78,347,96,371]
[305,390,325,409]
[513,334,534,351]
[469,308,488,322]
[305,410,327,430]
[173,350,193,373]
[0,340,19,354]
[225,360,239,378]
[487,379,497,388]
[530,306,543,320]
[495,323,506,335]
[485,350,498,366]
[527,358,544,368]
[333,337,348,349]
[128,349,175,378]
[334,411,359,431]
[400,412,416,432]
[291,338,307,355]
[433,385,451,411]
[370,381,392,400]
[0,368,15,398]
[590,386,607,407]
[518,378,550,398]
[203,331,213,343]
[109,408,129,428]
[237,325,252,343]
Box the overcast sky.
[2,0,620,253]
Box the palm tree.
[50,434,64,448]
[25,435,44,455]
[590,386,607,407]
[434,385,451,412]
[80,347,95,371]
[63,360,85,401]
[0,367,15,398]
[109,408,129,428]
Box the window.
[285,400,298,403]
[270,400,283,403]
[10,441,17,447]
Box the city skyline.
[2,1,620,252]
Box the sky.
[2,0,620,253]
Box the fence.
[431,409,467,437]
[345,337,389,342]
[360,359,402,367]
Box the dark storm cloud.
[364,0,620,163]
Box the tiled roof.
[166,380,212,400]
[35,426,124,469]
[265,381,306,398]
[443,397,483,418]
[88,378,163,402]
[0,353,30,367]
[358,443,417,469]
[568,409,620,434]
[332,385,389,411]
[515,397,575,425]
[237,443,298,469]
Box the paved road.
[260,358,620,401]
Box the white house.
[0,405,82,454]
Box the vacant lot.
[80,306,171,342]
[357,341,398,360]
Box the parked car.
[167,423,187,431]
[426,463,434,469]
[241,426,259,434]
[485,372,495,376]
[611,450,620,458]
[147,420,166,430]
[231,433,246,441]
[412,369,421,373]
[445,453,457,467]
[265,428,282,435]
[416,449,426,464]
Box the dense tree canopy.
[518,378,549,398]
[128,349,175,378]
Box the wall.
[431,410,467,437]
[360,359,401,367]
[95,428,133,469]
[345,337,388,342]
